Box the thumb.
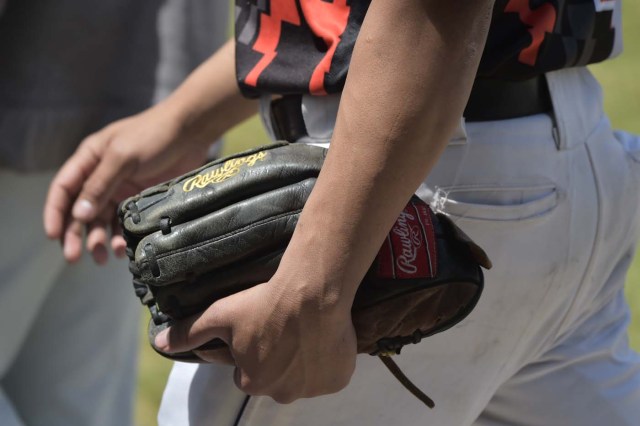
[155,302,233,354]
[71,138,137,222]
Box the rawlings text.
[183,152,268,192]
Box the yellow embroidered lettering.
[182,152,268,192]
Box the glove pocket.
[134,178,316,286]
[353,197,486,355]
[153,248,286,320]
[353,279,480,355]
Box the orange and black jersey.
[235,0,622,97]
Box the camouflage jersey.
[235,0,622,97]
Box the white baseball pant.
[158,67,640,426]
[0,171,140,426]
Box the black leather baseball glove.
[119,142,491,407]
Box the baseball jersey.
[235,0,622,97]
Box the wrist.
[268,270,355,332]
[272,225,363,314]
[156,95,222,148]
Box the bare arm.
[160,0,495,403]
[164,40,258,147]
[281,0,495,307]
[44,40,257,263]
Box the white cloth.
[158,67,640,425]
[0,171,139,426]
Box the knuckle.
[82,179,108,200]
[106,141,131,164]
[85,133,103,144]
[234,370,261,395]
[203,301,229,331]
[107,141,138,172]
[235,373,252,393]
[78,135,106,162]
[271,391,297,405]
[80,134,103,151]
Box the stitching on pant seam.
[550,141,602,345]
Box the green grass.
[135,7,640,424]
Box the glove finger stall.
[134,178,315,286]
[153,248,286,320]
[354,206,485,354]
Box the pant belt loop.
[260,96,278,141]
[545,67,604,151]
[545,70,569,151]
[449,118,469,147]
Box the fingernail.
[114,245,127,259]
[155,329,169,350]
[92,245,108,265]
[73,199,95,220]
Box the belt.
[269,75,553,142]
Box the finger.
[86,221,109,265]
[154,303,232,354]
[62,220,85,263]
[110,213,126,259]
[106,202,127,259]
[193,347,236,366]
[44,135,105,239]
[71,141,137,223]
[111,235,127,258]
[43,180,74,240]
[234,367,252,394]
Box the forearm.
[161,39,259,146]
[276,0,494,307]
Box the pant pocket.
[425,183,559,222]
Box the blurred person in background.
[0,1,228,425]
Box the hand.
[155,277,358,403]
[43,104,210,264]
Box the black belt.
[270,75,552,142]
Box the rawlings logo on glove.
[182,151,268,191]
[381,204,437,279]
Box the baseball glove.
[119,142,491,407]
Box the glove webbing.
[378,355,435,409]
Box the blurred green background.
[134,4,640,424]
